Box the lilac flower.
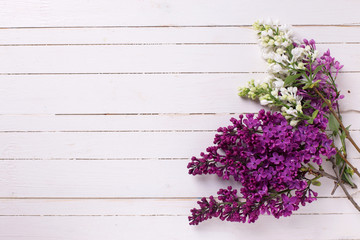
[270,152,284,164]
[188,110,336,225]
[297,39,344,126]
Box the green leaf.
[345,166,354,175]
[302,100,312,109]
[328,113,340,136]
[307,163,316,170]
[303,82,314,89]
[336,153,342,165]
[303,73,311,81]
[312,180,321,186]
[284,73,302,86]
[340,129,346,148]
[312,109,319,120]
[287,44,294,55]
[299,166,307,172]
[307,110,319,125]
[313,65,324,76]
[342,172,355,188]
[312,79,321,88]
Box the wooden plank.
[0,73,358,114]
[0,114,248,132]
[0,160,358,198]
[0,132,216,158]
[0,74,260,114]
[0,215,359,240]
[1,0,360,27]
[0,198,358,216]
[0,44,359,73]
[1,44,267,73]
[0,113,359,131]
[0,26,359,44]
[1,131,360,159]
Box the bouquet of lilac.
[187,20,360,225]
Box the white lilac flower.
[273,53,289,64]
[261,31,269,37]
[280,87,303,104]
[263,75,272,84]
[291,47,305,62]
[276,48,286,55]
[296,62,306,70]
[281,41,291,47]
[296,104,303,113]
[267,29,274,37]
[268,63,287,75]
[262,51,274,61]
[260,99,273,106]
[312,50,319,61]
[290,119,300,127]
[273,78,284,88]
[285,107,298,116]
[240,20,307,125]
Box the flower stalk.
[333,145,360,179]
[331,158,360,211]
[313,87,360,154]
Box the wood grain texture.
[1,198,359,215]
[1,131,360,158]
[0,26,359,45]
[0,160,359,198]
[1,44,360,73]
[0,113,359,131]
[0,215,359,240]
[0,73,358,114]
[1,0,360,27]
[0,0,360,239]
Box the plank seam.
[1,129,360,133]
[0,24,359,29]
[0,196,351,199]
[0,158,190,160]
[0,213,357,217]
[0,42,358,47]
[0,71,357,75]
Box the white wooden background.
[0,0,359,239]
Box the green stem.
[331,158,360,212]
[333,145,360,179]
[313,87,360,154]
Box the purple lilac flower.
[296,39,344,130]
[187,110,335,225]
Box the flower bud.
[290,120,299,126]
[276,48,285,55]
[296,104,302,112]
[297,62,305,70]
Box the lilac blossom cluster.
[296,40,344,130]
[187,110,336,225]
[296,40,355,186]
[239,21,344,129]
[239,20,354,186]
